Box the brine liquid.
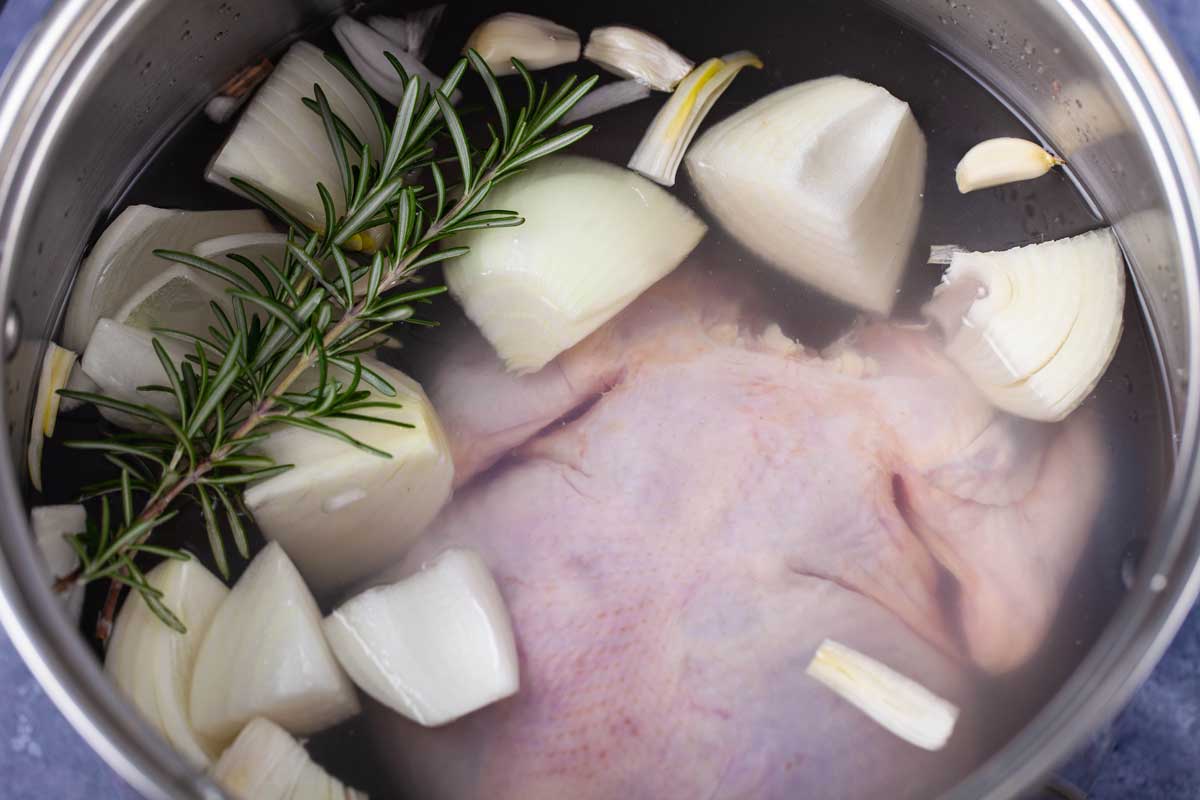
[41,0,1172,795]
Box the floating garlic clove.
[445,155,707,373]
[559,78,651,125]
[955,137,1063,193]
[464,12,580,75]
[931,228,1125,422]
[583,26,693,91]
[27,343,76,492]
[31,505,86,620]
[106,559,229,768]
[685,76,926,313]
[211,717,367,800]
[332,16,460,107]
[368,4,446,62]
[243,357,454,595]
[189,543,360,748]
[204,58,273,125]
[324,548,519,727]
[62,206,275,352]
[628,51,763,186]
[806,639,959,751]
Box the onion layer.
[686,76,927,314]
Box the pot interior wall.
[0,1,1194,798]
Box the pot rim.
[0,2,1198,799]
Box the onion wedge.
[211,717,367,800]
[27,343,76,492]
[31,505,86,620]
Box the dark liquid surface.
[43,0,1172,796]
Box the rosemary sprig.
[54,51,596,639]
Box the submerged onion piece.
[806,639,959,752]
[27,343,76,492]
[207,41,383,233]
[445,155,707,373]
[559,78,651,125]
[62,206,273,352]
[368,3,446,61]
[106,559,229,768]
[464,12,580,75]
[243,358,454,596]
[333,16,460,107]
[583,25,693,91]
[955,137,1063,193]
[324,548,519,727]
[190,543,360,747]
[686,76,927,314]
[31,505,86,620]
[628,51,763,186]
[212,717,367,800]
[81,319,191,431]
[931,228,1125,422]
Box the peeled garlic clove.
[955,137,1063,193]
[629,51,763,187]
[211,717,367,800]
[806,638,959,751]
[934,228,1125,422]
[27,343,76,492]
[243,358,454,596]
[105,559,229,768]
[368,4,446,62]
[465,12,580,75]
[445,155,707,373]
[31,505,86,620]
[62,206,274,352]
[324,548,518,727]
[686,76,926,314]
[332,16,460,107]
[207,41,384,232]
[559,78,651,125]
[189,543,360,747]
[583,26,693,91]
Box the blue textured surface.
[0,0,1198,798]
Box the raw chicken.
[372,266,1108,800]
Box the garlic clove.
[445,155,707,373]
[243,357,454,596]
[31,504,86,620]
[189,542,360,748]
[211,717,367,800]
[686,76,926,314]
[62,206,275,353]
[27,343,76,492]
[932,228,1125,422]
[464,12,581,75]
[559,78,651,126]
[628,51,763,187]
[955,137,1063,193]
[323,548,519,727]
[207,42,384,232]
[332,16,461,107]
[368,4,446,62]
[105,559,229,768]
[806,638,959,751]
[583,26,693,91]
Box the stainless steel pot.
[0,1,1198,798]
